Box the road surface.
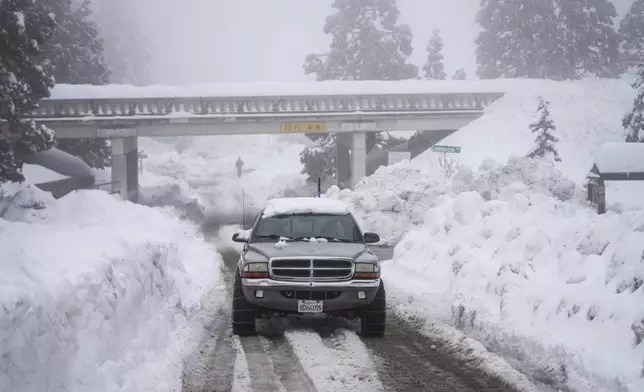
[181,248,522,392]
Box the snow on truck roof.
[262,197,350,218]
[594,142,644,174]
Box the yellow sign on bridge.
[280,122,327,133]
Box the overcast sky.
[135,0,635,85]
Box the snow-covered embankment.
[0,185,223,392]
[329,157,643,391]
[325,76,644,391]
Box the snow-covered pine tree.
[302,0,417,184]
[619,0,644,69]
[557,0,623,78]
[527,97,561,162]
[299,135,337,184]
[422,29,447,80]
[42,0,112,169]
[304,0,418,81]
[452,68,467,80]
[476,0,568,80]
[90,0,151,85]
[0,0,56,183]
[623,60,644,142]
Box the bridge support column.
[351,131,366,189]
[336,133,351,189]
[111,137,139,202]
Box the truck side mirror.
[232,232,248,243]
[363,232,380,244]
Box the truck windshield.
[252,213,363,243]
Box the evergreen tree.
[527,97,561,162]
[623,60,644,142]
[299,135,336,184]
[302,0,418,183]
[452,68,467,80]
[423,29,447,80]
[90,0,151,85]
[304,0,418,81]
[558,0,622,78]
[619,0,644,68]
[0,0,56,183]
[476,0,622,80]
[476,0,568,80]
[42,0,110,85]
[41,0,112,169]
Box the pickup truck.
[231,197,386,336]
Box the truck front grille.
[269,257,353,281]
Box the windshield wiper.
[254,234,287,241]
[318,236,354,243]
[290,237,313,242]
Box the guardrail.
[3,92,504,119]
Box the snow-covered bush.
[0,186,222,392]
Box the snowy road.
[181,248,521,392]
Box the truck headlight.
[242,262,270,279]
[353,263,379,279]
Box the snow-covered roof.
[48,80,505,100]
[594,142,644,174]
[262,197,350,217]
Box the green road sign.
[431,145,461,154]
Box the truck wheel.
[232,272,256,336]
[360,281,386,336]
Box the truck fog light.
[255,290,264,299]
[357,291,366,300]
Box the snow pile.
[139,135,308,216]
[419,77,636,182]
[0,185,222,392]
[325,161,451,245]
[326,156,579,245]
[406,77,642,210]
[139,173,211,223]
[383,161,644,391]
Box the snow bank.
[326,156,578,245]
[139,172,211,223]
[373,159,644,391]
[139,135,307,217]
[416,77,636,182]
[0,185,222,392]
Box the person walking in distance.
[236,157,244,178]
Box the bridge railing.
[5,93,504,119]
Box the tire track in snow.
[361,315,520,392]
[286,329,384,392]
[182,308,236,392]
[238,336,284,391]
[262,336,316,392]
[182,246,240,392]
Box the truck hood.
[248,241,371,260]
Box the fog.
[121,0,635,85]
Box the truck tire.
[232,272,256,336]
[360,281,386,336]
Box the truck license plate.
[298,300,323,313]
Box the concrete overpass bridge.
[14,81,504,201]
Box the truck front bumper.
[241,278,381,313]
